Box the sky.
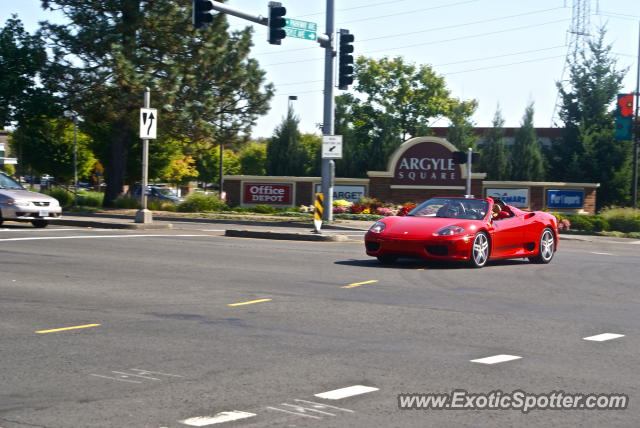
[2,0,640,139]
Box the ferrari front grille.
[426,245,448,256]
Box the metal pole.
[320,0,335,222]
[466,148,472,197]
[219,142,224,199]
[135,87,153,223]
[73,115,78,207]
[633,21,640,208]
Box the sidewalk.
[52,211,373,241]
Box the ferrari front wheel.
[529,227,555,264]
[469,232,489,268]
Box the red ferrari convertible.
[364,197,558,267]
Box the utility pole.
[633,21,640,208]
[320,0,335,222]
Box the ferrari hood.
[382,216,478,238]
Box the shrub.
[76,191,104,207]
[147,200,177,212]
[177,193,228,212]
[231,206,250,213]
[113,195,141,209]
[398,203,416,216]
[350,203,364,214]
[250,204,278,214]
[333,205,347,214]
[44,188,74,207]
[558,219,571,231]
[627,231,640,239]
[376,206,396,216]
[599,207,640,233]
[333,199,352,208]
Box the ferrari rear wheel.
[377,255,398,264]
[469,232,489,268]
[529,227,555,264]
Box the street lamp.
[288,95,297,112]
[64,111,80,207]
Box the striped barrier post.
[314,193,323,233]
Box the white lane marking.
[293,399,355,413]
[0,234,208,242]
[583,333,625,342]
[590,252,614,256]
[199,229,225,232]
[265,407,322,419]
[180,411,256,426]
[470,354,522,365]
[89,374,142,384]
[314,385,379,400]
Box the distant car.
[0,172,62,228]
[364,197,558,268]
[132,185,182,203]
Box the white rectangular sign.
[486,188,529,208]
[315,184,365,203]
[322,135,343,159]
[139,108,158,139]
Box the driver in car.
[491,198,512,220]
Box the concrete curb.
[50,219,172,230]
[225,229,349,242]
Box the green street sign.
[284,18,317,40]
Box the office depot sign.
[243,183,292,205]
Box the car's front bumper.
[364,232,474,261]
[1,204,62,221]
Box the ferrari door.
[490,215,525,258]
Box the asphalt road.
[1,223,639,427]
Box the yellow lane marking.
[228,298,272,307]
[342,280,378,289]
[36,323,101,334]
[417,268,425,271]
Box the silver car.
[0,172,62,228]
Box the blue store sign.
[547,190,584,208]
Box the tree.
[0,16,55,127]
[480,107,510,180]
[549,28,629,208]
[446,101,479,151]
[39,0,273,206]
[334,56,475,178]
[157,155,198,186]
[510,103,545,181]
[299,133,322,176]
[11,117,97,183]
[239,142,267,175]
[266,109,306,176]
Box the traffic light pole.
[465,148,472,198]
[320,0,335,222]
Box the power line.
[339,0,479,25]
[274,45,566,87]
[274,54,569,97]
[254,6,566,56]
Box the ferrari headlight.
[435,225,465,236]
[369,221,386,233]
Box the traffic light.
[192,0,213,29]
[268,2,287,45]
[615,93,634,141]
[452,151,479,164]
[338,29,354,90]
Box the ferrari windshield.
[408,198,489,220]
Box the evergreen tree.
[266,109,306,176]
[549,28,629,208]
[480,107,510,180]
[39,0,272,206]
[239,142,267,176]
[511,103,545,181]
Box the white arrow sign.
[140,108,157,139]
[322,135,343,159]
